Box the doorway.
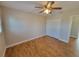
[69,15,79,56]
[70,15,79,39]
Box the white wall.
[46,13,61,39]
[46,11,71,43]
[78,27,79,40]
[70,16,79,38]
[46,12,69,42]
[59,13,72,42]
[46,9,79,43]
[1,6,79,48]
[2,7,46,47]
[0,34,6,56]
[0,7,6,57]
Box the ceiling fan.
[35,1,62,14]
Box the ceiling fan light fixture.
[35,1,62,14]
[44,9,51,14]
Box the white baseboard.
[6,35,46,48]
[3,47,6,57]
[58,38,68,43]
[70,35,77,38]
[47,35,68,43]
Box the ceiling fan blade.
[35,7,43,8]
[49,1,55,6]
[46,1,49,6]
[39,10,44,13]
[46,1,55,8]
[52,7,62,9]
[51,1,55,5]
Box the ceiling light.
[35,1,62,14]
[44,9,51,14]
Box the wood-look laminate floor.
[5,36,79,57]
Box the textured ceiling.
[0,1,79,15]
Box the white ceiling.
[0,1,79,15]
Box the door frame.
[69,15,79,40]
